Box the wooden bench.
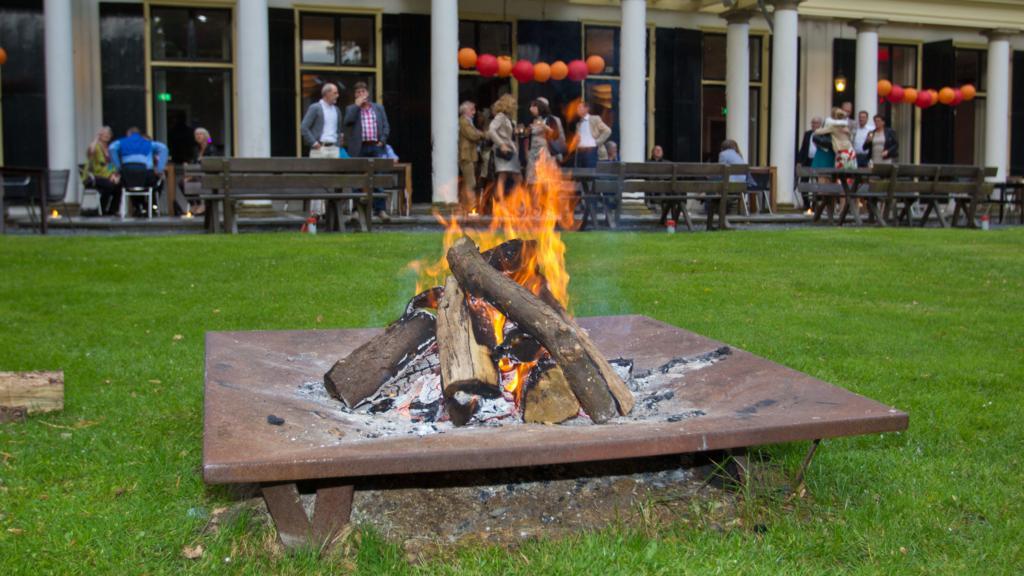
[199,157,399,234]
[796,166,881,225]
[574,162,747,231]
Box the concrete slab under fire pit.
[202,315,907,549]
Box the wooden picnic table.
[803,167,886,227]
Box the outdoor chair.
[0,167,70,234]
[119,162,157,220]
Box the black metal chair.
[0,167,70,234]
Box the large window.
[458,20,513,123]
[877,44,918,164]
[953,48,987,165]
[701,33,764,164]
[148,5,233,159]
[296,11,381,154]
[582,24,652,152]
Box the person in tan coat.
[573,100,611,168]
[458,101,484,210]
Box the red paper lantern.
[512,60,534,84]
[886,85,904,103]
[533,62,551,83]
[951,88,963,106]
[961,84,977,101]
[585,55,605,75]
[938,87,955,105]
[0,48,7,66]
[915,90,933,108]
[902,87,918,104]
[550,60,569,81]
[878,79,893,97]
[497,56,513,78]
[476,53,499,77]
[458,47,477,69]
[567,59,588,82]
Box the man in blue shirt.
[109,127,170,216]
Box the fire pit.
[202,315,907,549]
[202,155,907,549]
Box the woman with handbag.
[485,94,521,212]
[525,98,562,184]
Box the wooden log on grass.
[1,371,64,421]
[437,276,500,426]
[446,237,627,423]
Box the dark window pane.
[459,76,513,115]
[479,22,512,56]
[151,7,230,62]
[749,36,762,82]
[701,85,726,162]
[955,48,986,91]
[152,68,233,160]
[702,33,726,81]
[749,87,760,164]
[458,21,475,50]
[301,15,335,64]
[586,26,619,75]
[584,79,620,146]
[339,16,374,66]
[101,4,146,139]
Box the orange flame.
[408,151,575,310]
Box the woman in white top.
[485,94,521,212]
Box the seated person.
[109,127,169,216]
[81,126,121,215]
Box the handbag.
[495,146,515,161]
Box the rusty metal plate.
[203,315,908,484]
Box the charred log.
[323,310,436,408]
[437,276,501,426]
[446,237,625,423]
[493,328,543,364]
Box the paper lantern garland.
[877,80,976,108]
[459,50,606,84]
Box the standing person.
[841,101,856,131]
[109,127,169,216]
[458,101,484,211]
[81,126,120,216]
[300,82,342,217]
[177,127,219,216]
[797,116,823,167]
[853,110,871,167]
[811,108,854,169]
[343,81,392,220]
[300,83,343,157]
[573,100,611,169]
[649,145,666,162]
[525,98,558,184]
[486,94,521,212]
[864,115,899,164]
[537,97,566,164]
[476,107,495,202]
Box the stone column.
[45,0,77,202]
[985,29,1014,182]
[431,0,459,204]
[724,10,752,159]
[236,0,271,157]
[619,0,646,162]
[769,0,800,205]
[853,20,884,121]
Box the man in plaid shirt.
[343,81,392,221]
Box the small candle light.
[50,209,61,219]
[184,210,194,219]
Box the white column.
[431,0,458,204]
[853,20,884,121]
[769,0,799,205]
[236,0,270,157]
[619,0,646,162]
[985,29,1013,182]
[45,0,77,202]
[725,11,752,159]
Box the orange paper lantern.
[497,56,513,78]
[533,62,551,82]
[902,87,918,104]
[938,87,955,105]
[585,55,605,75]
[0,48,7,66]
[961,84,977,101]
[457,47,477,69]
[877,79,893,97]
[550,60,569,81]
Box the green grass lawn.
[1,228,1022,575]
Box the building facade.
[1,0,1022,205]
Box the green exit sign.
[157,92,172,102]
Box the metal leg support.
[261,481,354,552]
[791,438,822,495]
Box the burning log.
[523,365,580,424]
[324,293,438,408]
[437,276,501,426]
[446,237,629,423]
